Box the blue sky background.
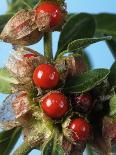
[0,0,116,154]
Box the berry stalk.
[86,145,94,155]
[44,32,53,60]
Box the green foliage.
[0,68,19,94]
[67,36,112,52]
[7,0,39,13]
[57,36,112,59]
[107,39,116,60]
[55,13,96,58]
[41,132,65,155]
[108,61,116,88]
[94,13,116,59]
[0,127,22,155]
[109,94,116,116]
[0,14,13,33]
[94,13,116,38]
[64,69,110,93]
[83,52,92,69]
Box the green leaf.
[106,39,116,60]
[0,68,19,94]
[64,69,110,93]
[67,36,112,52]
[108,61,116,87]
[109,95,116,116]
[55,13,96,58]
[8,0,39,13]
[41,131,65,155]
[0,14,13,33]
[42,138,65,155]
[94,13,116,38]
[94,13,116,59]
[83,51,92,69]
[0,127,22,155]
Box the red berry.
[33,64,60,89]
[112,135,116,141]
[35,2,64,29]
[74,93,93,112]
[41,91,69,119]
[23,53,37,58]
[68,118,90,141]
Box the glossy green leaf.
[55,13,96,58]
[64,69,110,93]
[68,13,116,38]
[108,61,116,87]
[0,68,19,94]
[109,95,116,116]
[0,14,13,33]
[0,127,22,155]
[94,13,116,38]
[67,36,112,52]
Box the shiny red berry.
[33,64,60,89]
[35,2,64,29]
[74,93,93,112]
[23,53,37,58]
[68,118,90,141]
[41,91,69,119]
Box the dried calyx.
[6,46,47,84]
[0,1,67,45]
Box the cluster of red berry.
[32,62,91,142]
[21,2,92,143]
[0,1,116,155]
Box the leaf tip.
[106,36,112,40]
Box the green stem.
[86,145,94,155]
[44,32,53,61]
[13,141,33,155]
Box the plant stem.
[44,32,53,61]
[86,145,94,155]
[13,141,33,155]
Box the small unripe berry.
[41,91,69,119]
[33,64,60,89]
[68,118,91,142]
